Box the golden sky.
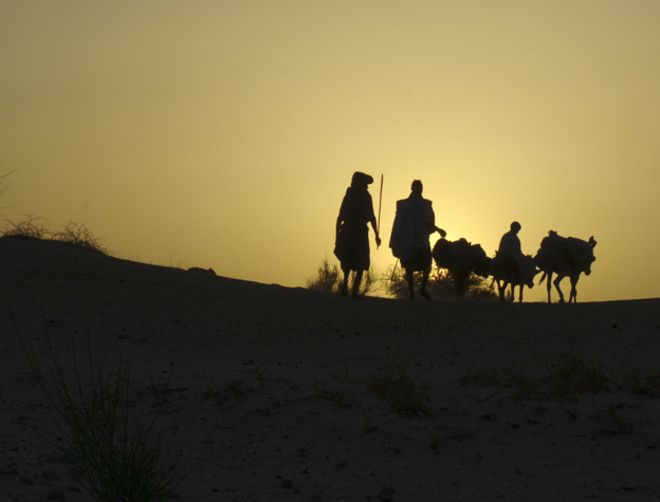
[2,1,659,301]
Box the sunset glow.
[3,1,660,301]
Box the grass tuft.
[369,357,432,418]
[629,371,660,398]
[21,329,186,502]
[312,384,355,409]
[460,354,609,402]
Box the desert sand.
[1,236,660,501]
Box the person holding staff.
[334,171,381,297]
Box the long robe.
[334,186,375,271]
[389,196,435,270]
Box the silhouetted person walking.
[334,171,381,297]
[389,179,445,300]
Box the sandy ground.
[1,236,660,501]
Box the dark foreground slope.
[1,236,660,501]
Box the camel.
[432,237,491,298]
[533,231,597,303]
[490,252,538,302]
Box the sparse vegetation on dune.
[460,353,618,401]
[629,371,660,398]
[368,355,433,418]
[2,215,51,239]
[384,264,497,301]
[52,220,107,254]
[0,170,13,197]
[306,259,341,294]
[19,328,187,502]
[2,217,107,254]
[306,257,377,296]
[307,257,495,300]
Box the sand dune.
[1,236,659,501]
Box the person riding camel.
[497,221,525,279]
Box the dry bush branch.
[3,216,50,239]
[52,221,107,254]
[307,257,378,296]
[383,264,497,301]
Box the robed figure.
[334,171,381,297]
[389,179,445,299]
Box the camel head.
[470,244,491,278]
[582,236,597,275]
[520,255,539,288]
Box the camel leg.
[546,271,553,303]
[569,274,579,303]
[352,270,363,298]
[455,271,466,300]
[497,280,506,302]
[461,272,469,300]
[553,274,565,303]
[518,285,524,303]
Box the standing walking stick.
[390,259,399,281]
[377,173,383,241]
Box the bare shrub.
[0,170,12,198]
[469,276,500,300]
[2,218,107,255]
[306,258,341,293]
[383,264,497,301]
[358,268,378,296]
[52,221,106,254]
[3,216,50,239]
[307,258,378,296]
